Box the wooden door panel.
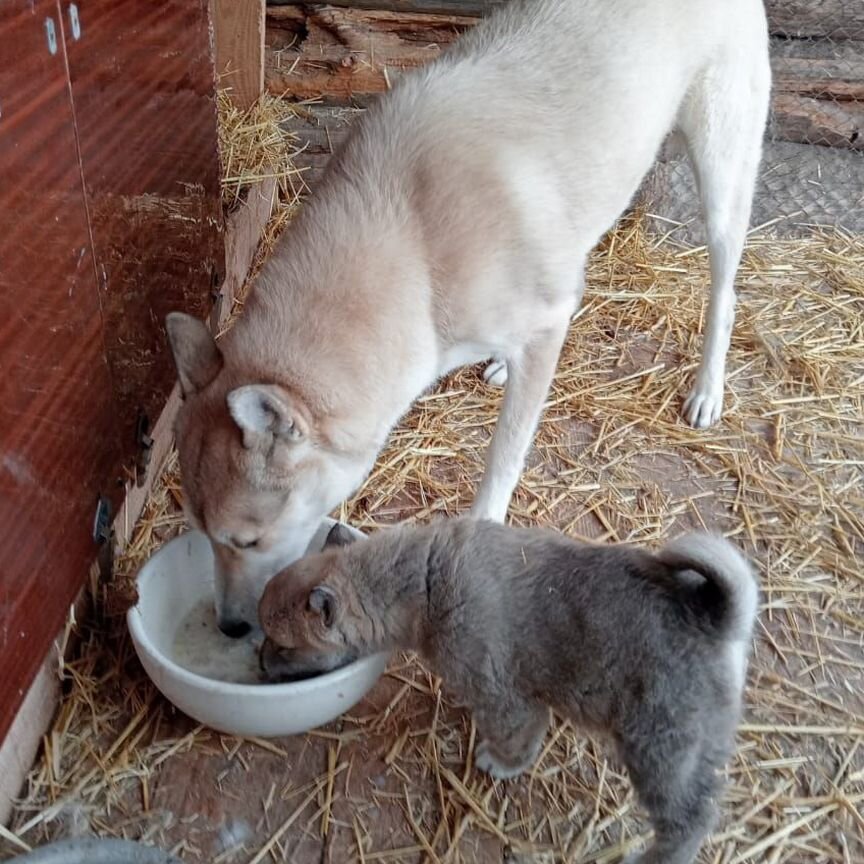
[0,0,121,739]
[64,0,224,460]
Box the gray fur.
[259,519,759,864]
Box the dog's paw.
[475,740,529,780]
[683,383,723,428]
[483,360,508,388]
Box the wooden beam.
[267,0,501,14]
[771,93,863,151]
[266,5,471,103]
[212,0,267,108]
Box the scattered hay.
[217,90,310,215]
[2,93,863,864]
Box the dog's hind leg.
[471,318,569,522]
[483,358,509,388]
[678,46,770,428]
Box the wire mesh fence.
[643,0,864,239]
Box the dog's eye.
[233,537,259,550]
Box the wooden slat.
[266,4,471,103]
[268,0,501,14]
[65,0,225,467]
[212,0,266,108]
[771,93,864,150]
[0,0,121,743]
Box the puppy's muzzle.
[258,638,355,683]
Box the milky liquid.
[171,597,263,684]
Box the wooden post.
[212,0,266,109]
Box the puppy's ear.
[307,585,338,629]
[324,523,358,549]
[227,384,308,450]
[165,312,223,397]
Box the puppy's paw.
[475,740,529,780]
[483,359,508,388]
[682,381,723,428]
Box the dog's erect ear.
[227,384,308,449]
[324,523,358,549]
[307,585,338,629]
[165,312,223,397]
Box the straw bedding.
[0,96,862,864]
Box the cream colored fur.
[167,0,771,632]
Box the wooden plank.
[0,0,122,744]
[764,0,864,40]
[772,45,864,102]
[64,0,225,471]
[268,0,501,14]
[771,93,864,150]
[212,0,266,108]
[280,106,361,188]
[0,654,62,826]
[266,4,472,103]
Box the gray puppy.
[258,522,358,681]
[259,518,758,864]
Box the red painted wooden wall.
[0,0,223,742]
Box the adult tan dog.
[167,0,770,635]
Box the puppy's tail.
[657,533,759,644]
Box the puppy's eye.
[233,537,259,550]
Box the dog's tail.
[657,533,759,644]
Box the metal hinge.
[208,266,224,332]
[44,17,57,54]
[68,4,82,41]
[135,410,154,487]
[93,496,114,583]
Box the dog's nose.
[218,619,252,639]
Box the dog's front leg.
[471,322,568,522]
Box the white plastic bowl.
[128,519,388,737]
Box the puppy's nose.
[218,619,252,639]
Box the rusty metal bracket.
[135,410,154,488]
[93,496,114,584]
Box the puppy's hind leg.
[474,701,549,780]
[471,319,569,522]
[622,737,720,864]
[678,50,770,428]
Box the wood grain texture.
[65,0,225,467]
[266,4,472,103]
[0,0,121,743]
[213,0,266,108]
[772,93,864,150]
[268,0,501,13]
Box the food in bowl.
[128,518,388,737]
[169,522,358,686]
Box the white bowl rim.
[127,527,386,697]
